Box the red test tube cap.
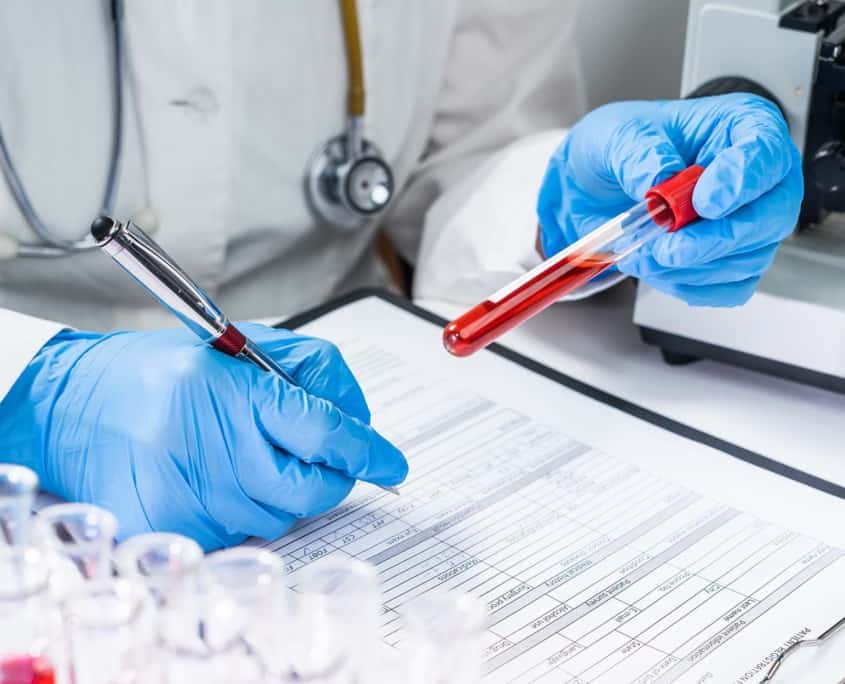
[645,165,705,232]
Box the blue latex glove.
[0,323,407,550]
[537,94,804,306]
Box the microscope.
[634,0,845,393]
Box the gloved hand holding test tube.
[444,165,704,356]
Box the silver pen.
[91,217,399,495]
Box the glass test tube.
[291,557,383,682]
[115,533,259,684]
[443,165,704,357]
[36,504,118,582]
[114,532,204,606]
[401,591,488,684]
[61,578,153,684]
[0,465,39,546]
[0,546,60,684]
[203,548,288,678]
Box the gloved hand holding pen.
[0,322,408,550]
[537,93,804,306]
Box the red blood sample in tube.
[0,656,55,684]
[442,165,704,357]
[443,253,614,357]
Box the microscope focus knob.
[684,76,786,120]
[811,140,845,201]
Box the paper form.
[251,296,845,683]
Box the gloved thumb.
[691,98,797,219]
[606,116,687,201]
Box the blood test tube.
[0,547,59,684]
[0,655,55,684]
[443,165,704,357]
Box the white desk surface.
[418,283,845,683]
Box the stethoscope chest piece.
[305,133,394,231]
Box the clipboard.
[265,289,845,682]
[278,287,845,502]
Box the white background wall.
[576,0,690,108]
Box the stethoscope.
[0,0,394,259]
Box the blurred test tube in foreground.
[204,547,288,678]
[292,557,383,682]
[36,504,117,582]
[0,546,61,684]
[402,591,488,684]
[62,578,153,684]
[0,465,38,546]
[114,532,203,606]
[115,533,260,684]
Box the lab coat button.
[0,232,17,259]
[131,207,160,235]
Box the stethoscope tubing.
[0,0,125,258]
[1,0,391,256]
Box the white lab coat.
[0,0,598,399]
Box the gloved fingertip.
[716,277,761,307]
[693,127,794,220]
[392,453,410,485]
[379,454,409,488]
[364,439,409,487]
[691,155,742,219]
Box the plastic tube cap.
[645,165,704,232]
